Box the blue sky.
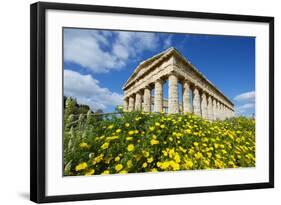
[64,28,255,116]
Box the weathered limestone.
[207,96,213,120]
[143,88,151,112]
[212,98,217,120]
[154,79,163,112]
[193,87,201,116]
[123,98,128,111]
[217,102,221,120]
[128,96,135,112]
[135,92,142,111]
[222,105,226,119]
[122,47,235,119]
[168,74,179,114]
[182,80,192,113]
[201,92,208,118]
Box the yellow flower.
[151,168,158,172]
[215,159,224,168]
[101,170,110,175]
[119,170,128,174]
[155,122,160,126]
[75,162,88,171]
[116,129,122,133]
[127,160,133,168]
[101,142,109,150]
[194,152,203,159]
[126,136,133,141]
[168,149,175,158]
[185,129,192,134]
[79,142,89,149]
[185,159,193,168]
[193,142,199,147]
[206,152,212,158]
[127,144,135,152]
[92,154,104,165]
[142,151,150,157]
[115,156,120,162]
[128,130,135,135]
[85,169,95,176]
[174,153,181,163]
[108,125,114,129]
[115,164,123,172]
[160,124,165,129]
[160,161,170,169]
[147,157,154,163]
[142,162,148,168]
[125,123,130,127]
[149,126,155,131]
[135,117,141,121]
[150,139,159,145]
[170,161,180,171]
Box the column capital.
[182,78,191,84]
[155,78,164,84]
[144,84,152,90]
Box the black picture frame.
[30,1,274,203]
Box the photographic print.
[30,2,274,202]
[63,28,256,176]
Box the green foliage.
[63,110,255,176]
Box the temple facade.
[122,47,234,120]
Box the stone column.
[217,101,221,120]
[128,96,135,112]
[212,98,217,120]
[222,105,225,120]
[168,74,179,114]
[201,92,208,119]
[182,80,192,113]
[143,87,151,112]
[135,92,142,111]
[123,98,128,111]
[154,79,163,112]
[193,86,201,116]
[207,95,213,120]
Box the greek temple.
[122,47,235,120]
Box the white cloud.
[234,91,255,102]
[163,35,172,48]
[235,103,255,115]
[237,103,254,110]
[64,69,123,110]
[64,29,161,73]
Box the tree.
[64,97,78,120]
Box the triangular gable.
[123,47,175,89]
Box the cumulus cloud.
[234,91,255,102]
[235,103,255,114]
[163,36,172,49]
[64,69,123,110]
[234,91,255,116]
[64,29,161,73]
